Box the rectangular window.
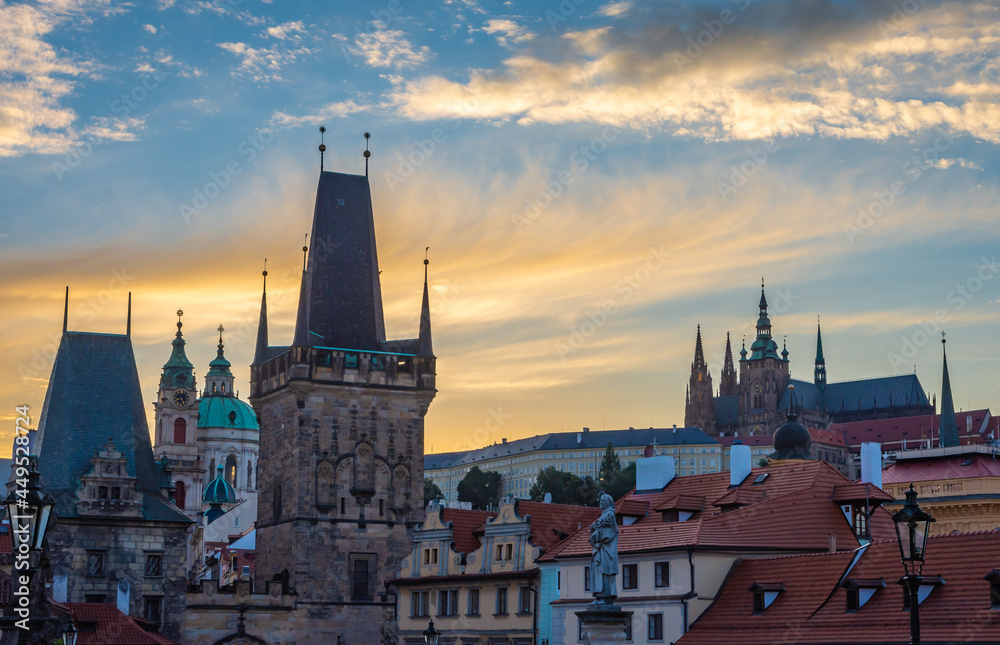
[584,566,591,592]
[143,597,162,623]
[753,592,765,614]
[111,487,121,500]
[846,587,860,612]
[655,562,669,588]
[496,587,508,615]
[144,553,163,578]
[350,554,375,600]
[518,586,532,614]
[438,589,458,616]
[411,591,430,618]
[557,569,561,591]
[424,548,438,565]
[468,589,480,615]
[98,486,108,499]
[648,613,663,641]
[622,564,638,590]
[87,551,104,577]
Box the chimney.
[730,444,752,487]
[860,442,882,488]
[829,533,837,553]
[502,438,507,444]
[636,455,675,492]
[583,427,590,433]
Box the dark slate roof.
[779,374,929,414]
[34,332,189,523]
[713,395,739,427]
[425,427,719,470]
[292,171,386,351]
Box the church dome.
[198,396,258,431]
[770,413,813,460]
[203,466,237,504]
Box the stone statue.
[589,492,618,606]
[379,608,399,645]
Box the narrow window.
[340,497,345,514]
[648,613,663,640]
[753,591,765,614]
[622,564,638,590]
[87,551,104,577]
[144,553,162,577]
[352,557,371,599]
[655,561,670,588]
[225,455,237,488]
[143,597,162,623]
[846,587,860,612]
[174,480,186,510]
[273,485,282,520]
[173,417,186,443]
[990,580,1000,609]
[518,586,532,614]
[584,566,591,592]
[468,589,480,615]
[496,587,508,614]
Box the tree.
[757,458,769,468]
[424,478,444,506]
[599,442,622,484]
[602,462,636,501]
[530,467,600,506]
[457,466,503,510]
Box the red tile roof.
[440,507,497,554]
[883,453,1000,484]
[832,482,895,504]
[809,428,847,447]
[515,500,602,550]
[679,531,1000,645]
[68,603,180,645]
[716,436,775,448]
[834,409,993,452]
[617,498,651,516]
[540,461,896,560]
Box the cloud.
[596,1,631,18]
[337,23,431,69]
[928,157,981,170]
[264,20,305,41]
[142,23,157,34]
[217,41,314,83]
[182,1,264,26]
[480,18,533,47]
[0,0,144,157]
[386,2,1000,142]
[270,99,374,128]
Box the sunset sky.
[2,0,999,456]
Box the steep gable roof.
[440,507,497,554]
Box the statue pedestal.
[575,608,633,645]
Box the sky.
[2,0,999,457]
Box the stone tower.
[684,325,715,434]
[719,331,738,396]
[250,169,436,640]
[737,282,790,435]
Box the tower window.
[174,480,186,510]
[225,455,237,488]
[173,417,187,443]
[274,485,282,519]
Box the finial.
[126,292,132,338]
[787,384,795,414]
[364,131,371,177]
[761,276,765,290]
[941,330,946,345]
[424,246,430,274]
[218,324,225,348]
[302,234,308,272]
[262,258,268,293]
[319,126,326,172]
[176,309,184,333]
[63,286,69,334]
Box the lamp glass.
[423,618,439,645]
[63,621,79,645]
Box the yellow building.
[425,427,722,502]
[882,445,1000,535]
[391,497,599,645]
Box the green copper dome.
[203,466,237,504]
[198,395,258,431]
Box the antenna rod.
[319,126,327,172]
[63,286,69,334]
[126,292,132,337]
[302,234,309,272]
[364,132,371,177]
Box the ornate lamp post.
[892,485,935,645]
[423,618,440,645]
[61,620,78,645]
[1,455,58,644]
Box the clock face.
[173,390,190,406]
[753,381,762,396]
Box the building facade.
[426,427,722,503]
[684,284,934,436]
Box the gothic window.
[174,480,186,510]
[173,417,186,443]
[225,455,237,488]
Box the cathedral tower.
[814,317,827,390]
[737,281,790,435]
[684,325,715,434]
[719,331,738,396]
[250,166,436,640]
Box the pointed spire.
[63,286,69,334]
[939,332,959,447]
[253,261,269,366]
[781,336,789,360]
[814,316,827,388]
[759,277,768,310]
[418,249,433,357]
[739,335,748,360]
[720,331,737,396]
[205,324,235,396]
[160,309,194,389]
[693,325,706,369]
[126,292,132,338]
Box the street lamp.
[423,618,440,645]
[62,620,79,645]
[3,456,57,552]
[892,484,935,645]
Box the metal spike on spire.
[318,126,327,172]
[126,292,132,338]
[364,131,371,177]
[63,286,69,334]
[302,234,308,272]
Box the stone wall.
[47,518,189,641]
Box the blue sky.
[2,0,999,454]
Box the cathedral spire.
[938,332,959,447]
[205,324,235,397]
[692,325,707,370]
[417,251,433,357]
[684,325,715,434]
[253,262,269,366]
[720,331,737,396]
[814,316,827,389]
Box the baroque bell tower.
[250,139,436,641]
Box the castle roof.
[34,331,188,523]
[780,374,930,416]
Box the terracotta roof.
[68,603,180,645]
[540,461,895,561]
[515,499,602,550]
[834,409,993,452]
[716,436,774,448]
[390,568,538,586]
[652,494,704,513]
[832,483,895,504]
[439,507,497,554]
[883,453,1000,484]
[617,498,650,516]
[809,428,847,447]
[679,531,1000,645]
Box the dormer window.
[752,473,770,485]
[984,570,1000,608]
[899,576,945,608]
[842,578,885,612]
[749,583,785,614]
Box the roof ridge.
[825,373,917,385]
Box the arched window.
[173,418,187,444]
[174,480,186,510]
[225,455,237,488]
[209,458,216,479]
